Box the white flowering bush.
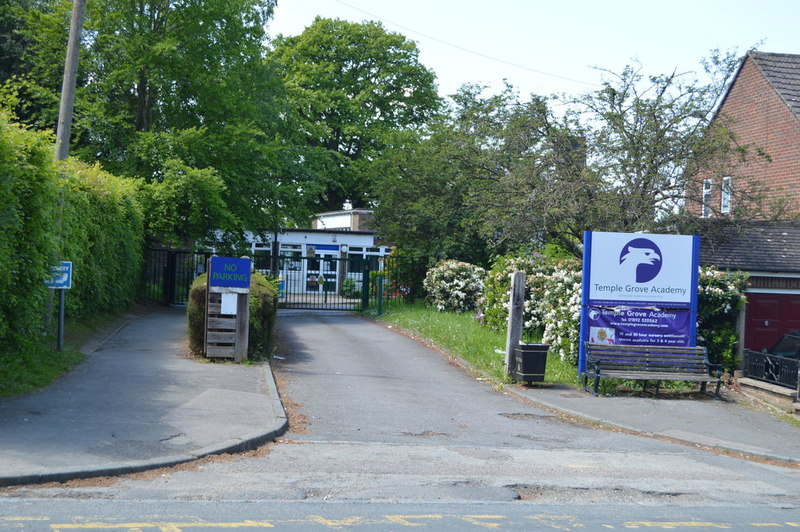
[481,254,544,330]
[698,266,748,371]
[423,260,486,313]
[525,260,582,363]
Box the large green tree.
[269,17,440,211]
[2,0,314,243]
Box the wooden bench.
[583,343,723,398]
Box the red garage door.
[745,292,800,351]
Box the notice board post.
[205,256,251,362]
[45,261,73,351]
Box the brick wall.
[689,57,800,217]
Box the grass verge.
[368,300,582,388]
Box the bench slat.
[584,341,721,398]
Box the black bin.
[514,343,549,383]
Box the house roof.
[747,50,800,122]
[700,221,800,274]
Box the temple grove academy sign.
[578,231,700,373]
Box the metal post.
[377,274,384,315]
[57,289,66,351]
[361,266,370,310]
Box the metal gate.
[144,248,212,306]
[254,254,376,311]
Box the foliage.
[0,341,83,397]
[187,272,279,359]
[423,260,485,313]
[138,159,234,247]
[372,128,491,267]
[0,110,58,354]
[697,267,748,371]
[248,271,279,357]
[481,254,543,331]
[270,17,440,211]
[382,246,429,302]
[57,159,145,319]
[4,0,309,242]
[340,277,358,298]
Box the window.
[721,177,732,214]
[702,179,713,218]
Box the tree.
[3,0,314,241]
[372,128,490,267]
[269,17,440,211]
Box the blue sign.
[208,256,251,291]
[578,231,699,372]
[46,261,72,290]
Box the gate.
[144,248,212,306]
[254,254,376,311]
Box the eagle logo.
[619,238,662,283]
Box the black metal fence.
[743,349,799,390]
[143,248,428,311]
[144,248,212,306]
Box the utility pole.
[54,0,87,161]
[50,0,86,347]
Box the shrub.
[698,267,748,371]
[187,271,279,359]
[57,159,145,319]
[481,253,544,331]
[0,111,59,355]
[423,259,485,313]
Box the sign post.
[45,261,73,351]
[578,232,699,373]
[205,256,252,362]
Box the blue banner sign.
[578,231,699,372]
[209,256,251,292]
[45,261,72,290]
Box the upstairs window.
[702,179,713,218]
[721,177,732,214]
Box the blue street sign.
[209,256,251,290]
[46,261,72,290]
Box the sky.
[267,0,800,99]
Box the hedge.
[0,111,59,353]
[0,110,146,359]
[187,271,279,359]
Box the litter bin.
[514,343,549,384]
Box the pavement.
[0,308,798,488]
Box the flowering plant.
[423,260,486,313]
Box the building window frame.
[702,178,713,218]
[720,176,732,214]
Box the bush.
[698,267,748,371]
[423,259,485,313]
[57,159,145,319]
[187,271,279,359]
[0,111,59,356]
[481,253,544,331]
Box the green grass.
[369,300,582,387]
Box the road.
[1,311,799,530]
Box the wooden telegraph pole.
[54,0,86,161]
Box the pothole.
[507,484,706,504]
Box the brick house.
[690,51,800,354]
[690,50,800,218]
